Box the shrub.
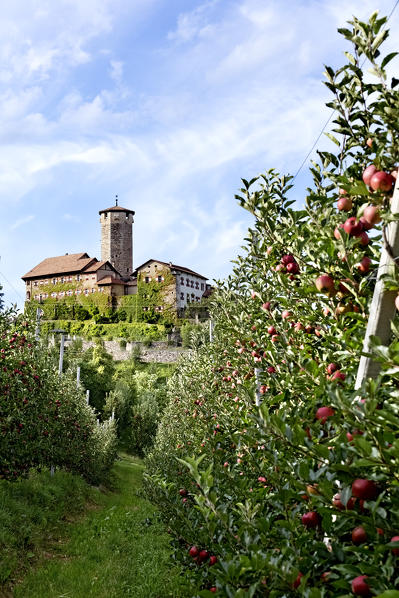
[0,309,117,483]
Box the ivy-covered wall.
[26,268,179,327]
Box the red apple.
[362,164,377,185]
[333,493,356,510]
[179,488,188,496]
[209,555,218,566]
[292,572,303,589]
[363,204,381,225]
[315,275,335,294]
[262,302,271,311]
[189,545,199,557]
[286,261,299,274]
[370,170,394,192]
[315,406,334,423]
[331,370,346,382]
[358,231,370,246]
[267,366,276,374]
[210,588,217,593]
[281,254,296,265]
[357,256,371,274]
[351,575,371,596]
[352,479,379,500]
[282,310,292,319]
[359,216,373,231]
[390,535,399,555]
[334,223,344,240]
[301,511,321,528]
[352,526,367,544]
[198,549,209,562]
[267,326,277,335]
[326,363,339,375]
[337,196,353,211]
[344,217,363,236]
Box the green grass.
[0,468,92,591]
[11,455,191,598]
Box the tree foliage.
[145,13,399,597]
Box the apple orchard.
[145,13,399,598]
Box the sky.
[1,0,399,309]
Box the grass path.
[13,455,190,598]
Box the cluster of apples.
[188,545,218,566]
[315,164,397,299]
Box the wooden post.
[76,366,80,388]
[209,320,214,342]
[355,178,399,388]
[255,368,262,407]
[58,334,65,376]
[35,308,42,341]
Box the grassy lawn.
[8,456,190,598]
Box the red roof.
[22,253,96,280]
[133,259,208,281]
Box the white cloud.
[10,214,35,230]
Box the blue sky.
[1,0,398,308]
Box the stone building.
[133,259,209,316]
[22,199,209,315]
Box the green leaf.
[344,51,356,65]
[325,132,341,147]
[375,592,399,598]
[381,52,399,69]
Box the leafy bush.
[0,309,117,483]
[145,14,399,597]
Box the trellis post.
[355,177,399,388]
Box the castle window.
[187,293,190,302]
[196,297,200,302]
[191,281,194,288]
[195,282,199,289]
[76,275,80,281]
[34,281,38,287]
[67,290,73,296]
[91,288,95,293]
[157,276,162,283]
[84,289,89,295]
[51,292,57,298]
[180,292,184,300]
[181,277,184,285]
[201,283,204,290]
[34,294,39,300]
[92,276,95,280]
[61,277,64,283]
[43,293,48,299]
[186,278,189,285]
[145,276,150,283]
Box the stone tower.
[99,198,135,278]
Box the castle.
[22,199,210,318]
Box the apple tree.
[145,12,399,597]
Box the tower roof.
[99,205,135,215]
